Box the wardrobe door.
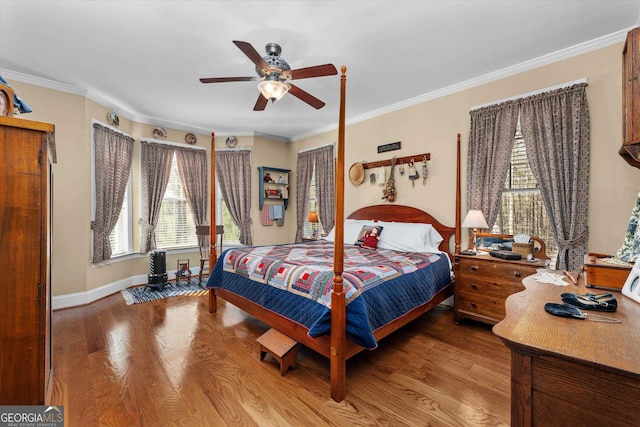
[0,118,53,405]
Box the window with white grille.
[303,167,324,238]
[215,178,241,244]
[155,154,197,249]
[108,183,131,256]
[492,123,558,261]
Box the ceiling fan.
[199,41,338,111]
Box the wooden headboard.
[347,204,456,257]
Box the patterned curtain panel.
[176,146,208,226]
[295,149,316,242]
[520,83,590,271]
[140,141,174,253]
[216,149,252,246]
[467,100,519,227]
[314,145,335,237]
[91,123,134,263]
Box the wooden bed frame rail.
[207,66,462,402]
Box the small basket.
[512,242,534,258]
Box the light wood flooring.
[49,289,511,426]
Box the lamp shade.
[257,77,289,102]
[307,211,319,223]
[462,209,488,229]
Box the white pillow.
[376,221,444,253]
[323,219,376,243]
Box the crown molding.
[0,68,87,96]
[292,28,631,141]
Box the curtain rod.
[470,78,587,111]
[91,118,132,139]
[298,142,335,154]
[215,147,251,153]
[140,137,207,151]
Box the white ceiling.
[1,1,639,141]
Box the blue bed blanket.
[206,240,452,349]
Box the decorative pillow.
[323,219,375,243]
[377,221,444,253]
[355,225,383,250]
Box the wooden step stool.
[256,328,298,376]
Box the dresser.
[454,254,547,325]
[493,275,640,426]
[0,116,56,404]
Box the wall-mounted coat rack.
[361,153,430,170]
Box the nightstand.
[454,253,547,325]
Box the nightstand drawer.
[457,260,537,283]
[455,292,506,320]
[456,277,523,299]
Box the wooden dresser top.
[493,273,640,379]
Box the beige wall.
[250,135,298,245]
[295,41,639,257]
[6,39,639,301]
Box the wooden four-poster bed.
[206,66,462,402]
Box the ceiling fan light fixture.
[257,77,289,102]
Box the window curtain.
[314,145,335,238]
[520,83,590,271]
[175,146,208,227]
[467,100,519,227]
[295,150,315,242]
[140,141,174,253]
[91,123,134,263]
[295,145,334,242]
[216,149,252,245]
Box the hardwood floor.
[50,290,511,426]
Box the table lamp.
[462,209,488,253]
[307,211,319,239]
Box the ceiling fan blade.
[233,40,271,74]
[288,84,326,109]
[289,64,338,80]
[253,94,269,111]
[199,77,256,83]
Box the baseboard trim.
[52,267,203,310]
[52,274,147,310]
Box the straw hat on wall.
[349,162,365,186]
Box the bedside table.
[454,253,547,325]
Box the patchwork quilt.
[206,240,452,349]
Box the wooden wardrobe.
[621,26,640,168]
[0,115,56,404]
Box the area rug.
[121,279,208,305]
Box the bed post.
[455,133,461,254]
[209,131,218,313]
[331,65,347,403]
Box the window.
[491,123,558,261]
[155,154,197,249]
[109,183,132,256]
[303,166,324,238]
[216,178,241,244]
